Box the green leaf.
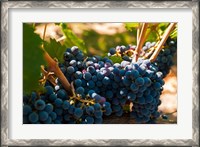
[23,23,45,94]
[170,27,177,39]
[61,23,87,54]
[44,38,66,62]
[158,23,169,35]
[108,56,123,63]
[146,30,158,42]
[125,23,139,32]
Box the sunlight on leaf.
[125,23,139,32]
[61,23,87,54]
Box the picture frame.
[1,1,199,146]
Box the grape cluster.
[63,47,163,122]
[108,38,177,78]
[23,85,111,124]
[152,38,177,77]
[23,46,164,124]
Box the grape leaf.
[61,23,87,54]
[146,30,158,42]
[158,23,169,35]
[125,23,139,32]
[170,27,177,39]
[44,38,66,62]
[23,23,45,94]
[108,56,123,63]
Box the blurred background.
[35,23,177,123]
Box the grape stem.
[142,41,160,59]
[70,95,95,105]
[132,23,149,63]
[40,65,56,86]
[149,23,176,62]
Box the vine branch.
[150,23,176,62]
[132,23,149,63]
[43,51,73,96]
[137,23,141,46]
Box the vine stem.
[132,23,149,63]
[136,23,141,46]
[43,51,73,96]
[149,23,176,62]
[41,23,73,96]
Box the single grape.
[95,117,103,124]
[135,77,145,86]
[34,99,46,111]
[44,103,54,114]
[83,72,92,81]
[28,112,39,123]
[55,108,63,116]
[64,114,71,121]
[45,86,54,95]
[104,108,112,116]
[94,110,103,119]
[62,100,70,110]
[130,83,138,92]
[87,66,96,74]
[67,66,75,74]
[153,82,161,90]
[43,116,52,124]
[74,79,82,87]
[109,48,116,55]
[162,114,168,120]
[49,112,57,120]
[74,108,83,119]
[57,89,67,100]
[127,92,136,101]
[23,105,32,115]
[76,87,85,95]
[49,93,57,102]
[102,76,110,85]
[87,80,95,89]
[39,111,49,121]
[85,116,94,124]
[86,106,95,115]
[94,103,101,111]
[54,98,63,107]
[76,52,84,61]
[74,71,83,79]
